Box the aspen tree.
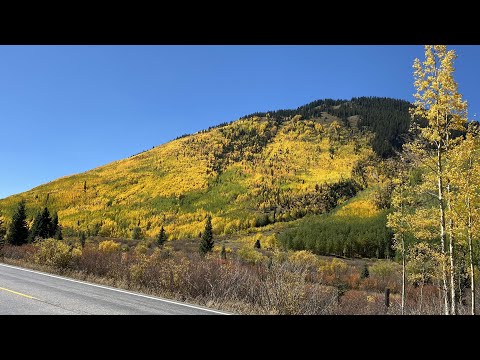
[411,45,468,314]
[449,126,479,314]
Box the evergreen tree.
[7,200,29,246]
[360,264,370,279]
[29,207,54,241]
[220,244,227,260]
[28,212,42,242]
[0,212,6,255]
[131,226,143,240]
[54,225,63,240]
[38,207,52,239]
[79,232,86,248]
[51,212,59,237]
[156,226,167,247]
[199,215,214,255]
[0,212,7,241]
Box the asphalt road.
[0,263,226,315]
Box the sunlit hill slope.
[0,97,411,240]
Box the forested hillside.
[0,97,410,243]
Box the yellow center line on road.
[0,287,40,300]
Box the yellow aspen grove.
[412,45,468,315]
[449,125,480,315]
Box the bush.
[369,260,397,279]
[237,246,266,264]
[288,250,319,268]
[98,240,121,253]
[33,238,77,269]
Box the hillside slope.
[0,97,411,240]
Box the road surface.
[0,263,227,315]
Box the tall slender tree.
[449,126,480,315]
[410,45,468,314]
[7,200,29,246]
[199,215,214,255]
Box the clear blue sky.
[1,45,479,199]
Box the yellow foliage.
[288,250,319,267]
[318,258,348,276]
[335,199,379,218]
[0,114,375,241]
[98,240,121,253]
[34,239,77,269]
[237,246,266,264]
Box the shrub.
[288,250,319,268]
[237,246,266,264]
[98,240,121,253]
[369,260,397,279]
[33,238,76,269]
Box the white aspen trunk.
[437,146,450,315]
[447,188,457,315]
[467,197,476,315]
[445,126,456,315]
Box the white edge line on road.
[0,263,229,315]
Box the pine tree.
[29,207,54,241]
[131,226,143,240]
[0,212,6,256]
[51,212,63,240]
[220,244,227,260]
[156,226,167,247]
[38,207,52,239]
[51,212,59,237]
[28,212,42,242]
[0,212,5,240]
[79,232,86,249]
[360,264,370,279]
[199,215,214,255]
[7,200,29,246]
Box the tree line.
[1,201,62,245]
[0,201,216,257]
[241,96,412,158]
